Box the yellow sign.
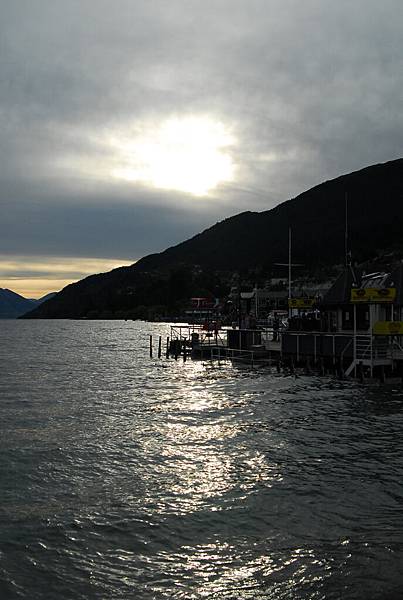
[288,298,315,309]
[373,321,403,335]
[350,287,396,303]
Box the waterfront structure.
[282,263,403,378]
[163,263,403,380]
[184,296,222,322]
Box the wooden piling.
[158,336,162,358]
[149,335,153,358]
[166,336,170,359]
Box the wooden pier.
[164,324,281,367]
[149,323,403,383]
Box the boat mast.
[288,226,292,317]
[345,192,350,267]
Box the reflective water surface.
[1,320,403,599]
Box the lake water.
[1,320,403,599]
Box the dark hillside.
[136,158,403,272]
[23,158,403,319]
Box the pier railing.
[170,324,228,347]
[210,346,274,368]
[281,331,354,364]
[283,330,397,377]
[166,325,403,379]
[169,325,281,350]
[168,324,283,368]
[390,337,403,360]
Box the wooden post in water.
[149,335,153,358]
[166,337,170,359]
[158,336,162,358]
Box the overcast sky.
[1,0,402,296]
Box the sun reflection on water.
[3,322,403,599]
[147,542,334,599]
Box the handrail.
[284,330,356,338]
[340,338,352,361]
[355,334,372,359]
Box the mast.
[288,227,292,317]
[345,192,350,267]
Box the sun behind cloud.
[110,117,236,196]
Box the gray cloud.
[0,176,229,259]
[1,0,402,267]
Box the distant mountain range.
[22,157,403,320]
[0,289,56,319]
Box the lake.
[1,320,403,599]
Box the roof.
[385,263,403,305]
[361,272,389,288]
[321,266,361,306]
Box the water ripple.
[1,320,403,599]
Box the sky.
[1,0,402,297]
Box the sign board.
[350,287,396,303]
[373,321,403,335]
[288,298,315,309]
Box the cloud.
[0,179,224,259]
[0,255,134,298]
[1,0,403,293]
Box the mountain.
[0,289,57,319]
[0,289,35,319]
[135,157,403,272]
[36,292,57,304]
[22,157,403,320]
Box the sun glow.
[0,256,133,297]
[111,117,235,196]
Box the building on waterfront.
[282,263,403,378]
